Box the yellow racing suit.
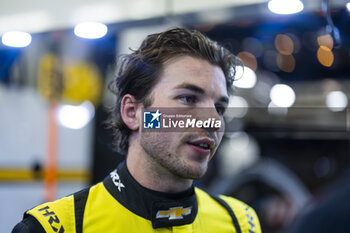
[13,162,261,233]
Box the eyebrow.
[173,82,229,104]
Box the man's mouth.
[187,142,210,149]
[186,137,215,154]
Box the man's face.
[140,55,228,179]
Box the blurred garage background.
[0,0,349,232]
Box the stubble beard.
[140,132,208,180]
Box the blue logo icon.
[143,110,161,129]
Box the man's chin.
[177,162,208,179]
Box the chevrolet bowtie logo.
[156,206,192,220]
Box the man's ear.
[120,94,139,131]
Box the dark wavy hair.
[106,27,241,154]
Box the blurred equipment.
[210,158,311,233]
[286,166,350,233]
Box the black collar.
[103,161,198,229]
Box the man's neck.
[126,141,193,193]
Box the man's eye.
[178,95,198,104]
[215,105,226,116]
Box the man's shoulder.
[12,215,46,233]
[195,187,261,233]
[24,193,76,233]
[12,184,96,233]
[12,194,75,233]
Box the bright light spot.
[276,53,296,72]
[317,46,334,67]
[270,84,296,107]
[237,51,258,71]
[326,91,348,112]
[1,31,32,47]
[317,34,333,50]
[268,0,304,14]
[268,101,288,116]
[346,2,350,12]
[57,101,95,129]
[74,22,108,39]
[225,96,249,121]
[275,34,294,55]
[234,66,257,89]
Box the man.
[13,27,261,233]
